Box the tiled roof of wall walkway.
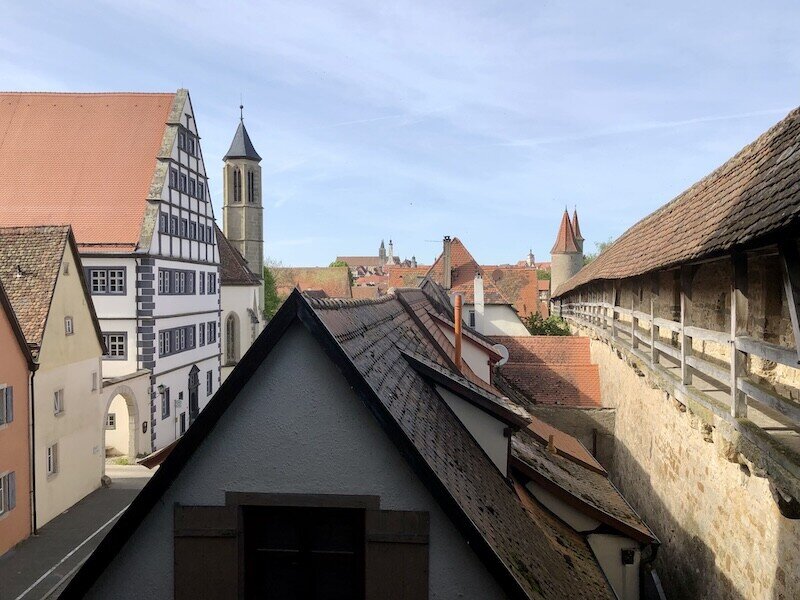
[555,107,800,296]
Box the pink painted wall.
[0,301,31,556]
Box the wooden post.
[611,285,618,340]
[631,292,638,349]
[731,252,748,418]
[779,240,800,364]
[680,266,693,386]
[651,275,660,366]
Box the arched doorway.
[103,384,140,460]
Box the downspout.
[28,364,38,535]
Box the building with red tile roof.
[0,90,222,454]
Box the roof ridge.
[0,91,176,97]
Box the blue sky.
[2,1,799,266]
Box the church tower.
[550,208,584,293]
[223,107,263,278]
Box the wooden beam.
[779,240,800,363]
[631,292,638,349]
[651,274,660,366]
[680,266,693,385]
[731,252,748,418]
[611,284,618,340]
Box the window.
[188,178,196,197]
[468,310,476,328]
[178,131,186,149]
[199,225,206,243]
[159,326,196,357]
[161,387,171,419]
[87,268,126,295]
[170,215,179,235]
[208,273,217,294]
[106,413,116,430]
[242,506,364,597]
[199,321,205,346]
[63,261,69,275]
[54,389,64,415]
[64,317,74,336]
[207,226,213,243]
[233,168,242,202]
[180,412,187,435]
[0,472,16,516]
[199,272,205,295]
[170,168,178,189]
[46,444,58,476]
[180,173,188,192]
[0,386,13,426]
[187,136,196,156]
[180,219,188,238]
[159,268,196,295]
[159,212,168,233]
[198,183,205,201]
[225,313,238,364]
[102,333,127,359]
[208,321,217,343]
[247,170,255,203]
[189,222,197,240]
[206,370,213,395]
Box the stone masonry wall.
[587,333,800,599]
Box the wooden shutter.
[7,472,15,510]
[5,387,13,423]
[365,510,429,600]
[174,505,238,600]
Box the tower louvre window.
[247,170,255,203]
[233,168,242,202]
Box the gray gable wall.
[85,322,506,598]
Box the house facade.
[0,279,35,556]
[0,91,222,453]
[0,227,105,528]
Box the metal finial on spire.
[239,104,244,121]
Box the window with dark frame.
[159,213,168,233]
[161,387,171,419]
[190,222,197,240]
[159,268,196,295]
[180,173,188,192]
[243,506,364,599]
[170,215,179,235]
[170,168,178,189]
[189,178,196,197]
[102,333,127,359]
[206,370,212,395]
[87,268,126,295]
[0,386,13,426]
[247,170,255,203]
[233,167,242,202]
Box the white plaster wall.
[80,257,137,318]
[84,323,507,599]
[153,312,219,377]
[436,386,508,475]
[151,355,219,450]
[482,305,530,336]
[587,534,640,600]
[34,356,104,526]
[220,284,263,383]
[436,324,492,383]
[524,481,601,532]
[98,318,137,378]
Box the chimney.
[454,293,463,370]
[474,271,485,334]
[443,236,452,290]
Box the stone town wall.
[587,333,800,599]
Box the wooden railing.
[558,299,800,431]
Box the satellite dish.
[492,344,509,367]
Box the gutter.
[28,363,38,535]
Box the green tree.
[583,237,614,266]
[263,265,281,320]
[329,260,354,286]
[523,313,571,336]
[536,269,551,280]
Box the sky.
[2,1,799,267]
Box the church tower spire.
[222,106,263,279]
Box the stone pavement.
[0,464,152,600]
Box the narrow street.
[0,465,151,600]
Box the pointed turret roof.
[572,209,584,242]
[551,209,580,254]
[224,116,261,162]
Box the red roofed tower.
[572,208,584,253]
[550,208,584,294]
